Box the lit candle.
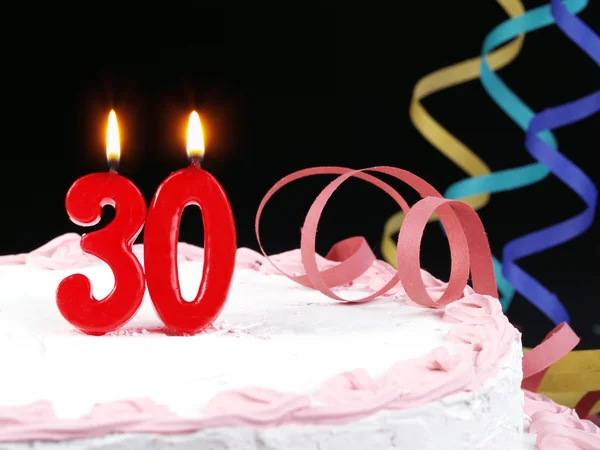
[56,110,147,335]
[144,112,236,335]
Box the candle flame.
[187,111,205,159]
[106,110,120,164]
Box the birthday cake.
[0,239,597,450]
[0,233,525,450]
[0,167,598,450]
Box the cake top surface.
[0,233,519,443]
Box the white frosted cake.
[0,235,597,449]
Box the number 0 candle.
[56,110,147,335]
[144,112,237,335]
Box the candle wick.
[189,156,203,168]
[108,161,119,173]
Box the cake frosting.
[523,392,600,449]
[0,234,527,449]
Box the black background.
[2,4,598,348]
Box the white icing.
[0,260,524,449]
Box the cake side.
[0,235,523,449]
[0,346,523,450]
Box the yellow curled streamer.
[523,347,600,414]
[380,0,525,265]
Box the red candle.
[56,110,147,336]
[144,112,236,334]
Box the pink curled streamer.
[255,166,498,306]
[522,323,580,392]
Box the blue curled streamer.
[551,0,600,66]
[505,91,599,323]
[501,0,599,326]
[442,0,588,324]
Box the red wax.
[56,172,147,335]
[144,164,236,335]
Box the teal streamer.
[441,0,588,314]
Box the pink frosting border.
[524,391,600,449]
[0,235,597,447]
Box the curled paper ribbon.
[256,166,497,304]
[522,323,580,393]
[513,0,600,416]
[507,0,600,315]
[477,0,589,323]
[503,90,599,328]
[575,391,600,419]
[381,0,525,310]
[257,165,595,415]
[382,0,590,323]
[523,324,600,416]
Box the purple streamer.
[501,0,599,326]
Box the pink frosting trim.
[0,233,441,296]
[524,390,600,449]
[0,233,211,270]
[0,235,522,442]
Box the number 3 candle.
[56,111,147,335]
[144,112,237,335]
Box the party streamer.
[380,0,526,293]
[255,164,599,415]
[535,349,600,415]
[502,89,598,327]
[508,0,600,414]
[382,0,590,323]
[476,0,589,323]
[470,0,600,413]
[380,0,598,412]
[522,325,600,417]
